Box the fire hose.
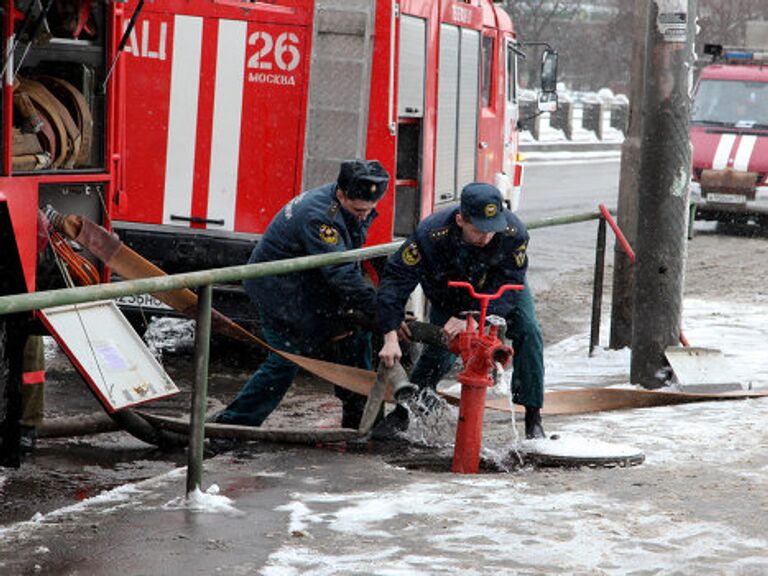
[41,210,409,446]
[38,211,768,448]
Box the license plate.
[706,193,747,204]
[115,293,172,311]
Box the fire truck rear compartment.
[10,0,108,173]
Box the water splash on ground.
[143,317,196,361]
[399,389,457,449]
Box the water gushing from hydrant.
[400,389,457,448]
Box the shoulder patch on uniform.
[505,225,518,237]
[514,243,527,268]
[402,241,421,266]
[429,226,451,242]
[319,223,339,245]
[326,200,340,218]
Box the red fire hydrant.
[447,281,524,474]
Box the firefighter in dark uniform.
[20,335,45,453]
[212,160,390,429]
[376,182,546,439]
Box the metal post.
[590,217,607,356]
[631,0,696,387]
[187,284,212,495]
[610,0,647,350]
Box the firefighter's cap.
[460,182,508,233]
[337,159,390,202]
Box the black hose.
[109,409,186,449]
[406,320,447,348]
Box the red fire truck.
[1,0,557,312]
[1,0,555,459]
[690,44,768,227]
[112,0,557,320]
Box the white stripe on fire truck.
[206,19,247,231]
[163,15,204,226]
[733,135,757,172]
[712,133,736,170]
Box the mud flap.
[0,201,30,467]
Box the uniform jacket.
[244,183,377,341]
[377,206,530,334]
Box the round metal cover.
[512,435,645,468]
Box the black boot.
[341,396,372,429]
[524,407,546,439]
[19,425,37,455]
[370,404,410,440]
[341,409,362,430]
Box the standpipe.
[446,281,522,474]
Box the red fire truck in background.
[690,35,768,228]
[113,0,556,319]
[1,0,556,457]
[1,0,558,314]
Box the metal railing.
[0,209,604,492]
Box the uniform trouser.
[219,323,372,427]
[21,335,45,428]
[410,284,545,409]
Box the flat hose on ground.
[45,213,768,446]
[47,211,388,444]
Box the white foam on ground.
[163,483,244,516]
[262,477,768,574]
[5,297,767,573]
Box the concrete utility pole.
[610,0,648,350]
[631,0,696,387]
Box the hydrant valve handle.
[447,281,525,300]
[447,282,524,334]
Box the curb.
[520,141,623,154]
[520,142,622,162]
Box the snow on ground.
[545,298,768,390]
[2,297,767,574]
[258,297,768,574]
[262,474,768,575]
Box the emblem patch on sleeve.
[402,242,421,266]
[514,244,527,268]
[319,224,339,245]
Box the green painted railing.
[0,208,603,493]
[0,210,602,316]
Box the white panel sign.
[41,301,179,412]
[656,0,688,43]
